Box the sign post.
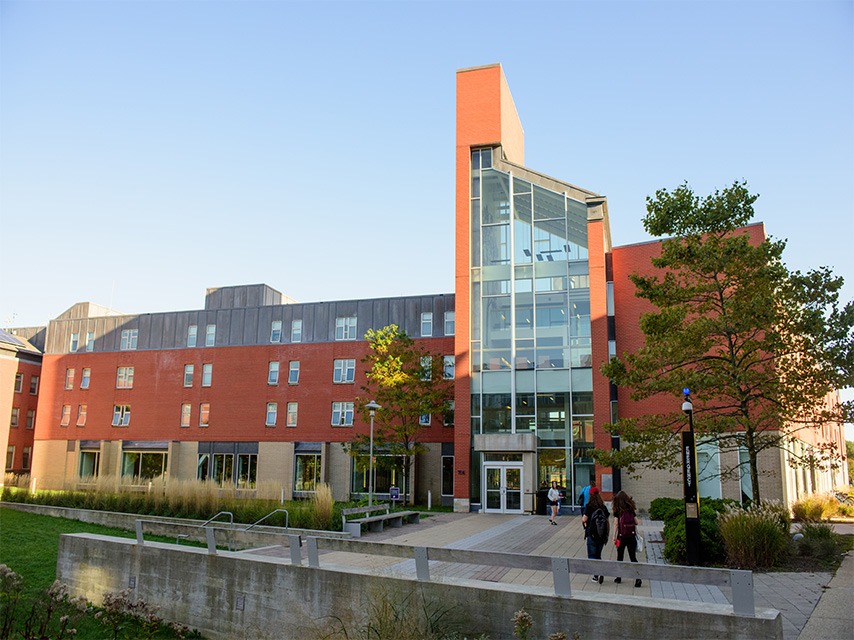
[682,389,701,566]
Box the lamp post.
[365,401,381,506]
[681,388,701,566]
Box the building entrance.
[482,463,523,514]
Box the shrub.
[792,493,836,522]
[718,503,790,569]
[659,498,737,565]
[794,521,839,561]
[649,497,682,522]
[311,483,334,530]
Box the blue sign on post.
[389,486,400,503]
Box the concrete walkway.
[247,511,851,639]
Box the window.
[291,319,302,343]
[202,363,212,387]
[85,331,95,352]
[29,376,39,395]
[205,324,216,347]
[122,451,167,481]
[421,312,433,337]
[266,402,277,427]
[332,401,354,426]
[183,364,194,387]
[268,361,279,385]
[180,403,191,427]
[112,405,131,427]
[419,414,431,426]
[237,454,257,487]
[443,400,455,427]
[26,410,34,429]
[270,320,282,343]
[443,355,455,379]
[81,368,90,389]
[444,311,455,336]
[335,316,357,341]
[120,329,138,350]
[65,368,75,389]
[287,402,298,427]
[187,325,198,347]
[333,359,355,384]
[5,447,13,470]
[60,404,71,426]
[14,373,22,393]
[21,447,31,470]
[10,408,19,428]
[294,453,322,492]
[199,403,210,427]
[442,455,454,496]
[116,367,134,389]
[196,453,238,486]
[421,356,433,380]
[79,450,100,478]
[288,361,300,384]
[70,333,79,352]
[76,405,87,427]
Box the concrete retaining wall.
[56,533,782,640]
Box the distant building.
[12,64,847,510]
[1,328,43,479]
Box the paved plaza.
[247,511,852,640]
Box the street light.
[681,388,701,565]
[365,400,381,506]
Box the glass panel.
[566,197,589,256]
[537,392,569,446]
[481,170,510,225]
[515,291,534,340]
[572,390,594,415]
[471,201,481,268]
[538,448,568,489]
[481,148,492,168]
[505,468,521,510]
[533,184,565,220]
[471,149,480,171]
[482,224,510,265]
[533,218,569,262]
[513,176,531,194]
[485,467,502,510]
[482,393,512,434]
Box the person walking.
[578,477,597,509]
[612,490,642,587]
[581,488,609,583]
[547,480,560,525]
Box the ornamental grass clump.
[311,483,335,530]
[792,493,838,522]
[718,502,789,569]
[795,521,838,561]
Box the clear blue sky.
[1,0,852,329]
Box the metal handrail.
[244,509,289,531]
[200,511,234,527]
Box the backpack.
[589,508,609,543]
[618,511,636,539]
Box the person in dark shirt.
[581,488,609,584]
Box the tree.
[847,441,854,486]
[598,181,854,503]
[344,325,453,504]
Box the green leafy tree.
[598,181,854,503]
[344,325,453,504]
[847,440,854,486]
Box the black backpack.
[590,508,609,543]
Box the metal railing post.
[307,537,319,568]
[288,534,302,566]
[205,526,217,555]
[730,569,755,617]
[551,557,572,597]
[414,547,430,581]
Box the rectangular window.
[5,447,13,470]
[187,325,198,347]
[202,363,212,387]
[81,368,91,389]
[443,400,455,427]
[333,358,355,384]
[270,320,282,343]
[86,331,95,352]
[116,366,134,389]
[70,333,79,352]
[332,401,354,426]
[268,361,279,385]
[287,402,298,427]
[26,410,34,429]
[120,329,138,350]
[65,368,75,389]
[335,316,357,341]
[443,355,455,379]
[76,404,87,427]
[122,451,167,481]
[205,324,216,347]
[10,407,19,428]
[266,402,277,427]
[441,455,454,496]
[197,453,233,485]
[21,447,31,470]
[180,403,191,427]
[112,405,131,427]
[419,414,431,426]
[294,453,322,492]
[288,361,300,384]
[14,373,23,393]
[444,311,455,336]
[237,453,257,488]
[29,376,39,395]
[291,319,302,343]
[421,312,433,337]
[183,364,194,387]
[421,356,432,380]
[199,403,210,427]
[79,450,100,478]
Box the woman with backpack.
[581,488,609,583]
[612,490,642,587]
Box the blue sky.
[1,0,852,328]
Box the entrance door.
[483,464,523,514]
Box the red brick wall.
[2,357,40,472]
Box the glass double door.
[483,463,523,513]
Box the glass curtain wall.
[470,148,593,504]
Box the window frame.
[120,329,138,351]
[29,376,39,395]
[183,364,194,387]
[111,405,131,427]
[287,402,298,427]
[205,324,216,347]
[288,360,300,385]
[444,311,455,336]
[270,320,282,343]
[65,368,75,390]
[335,316,357,341]
[180,403,191,427]
[14,373,23,393]
[333,358,356,384]
[81,368,91,389]
[268,361,280,385]
[76,404,87,427]
[199,403,210,427]
[10,407,19,428]
[266,402,278,427]
[116,366,134,389]
[421,312,433,337]
[202,363,212,387]
[187,325,198,347]
[332,401,354,426]
[291,319,303,343]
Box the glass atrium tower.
[454,65,612,513]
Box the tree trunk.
[746,429,762,504]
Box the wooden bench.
[341,504,420,537]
